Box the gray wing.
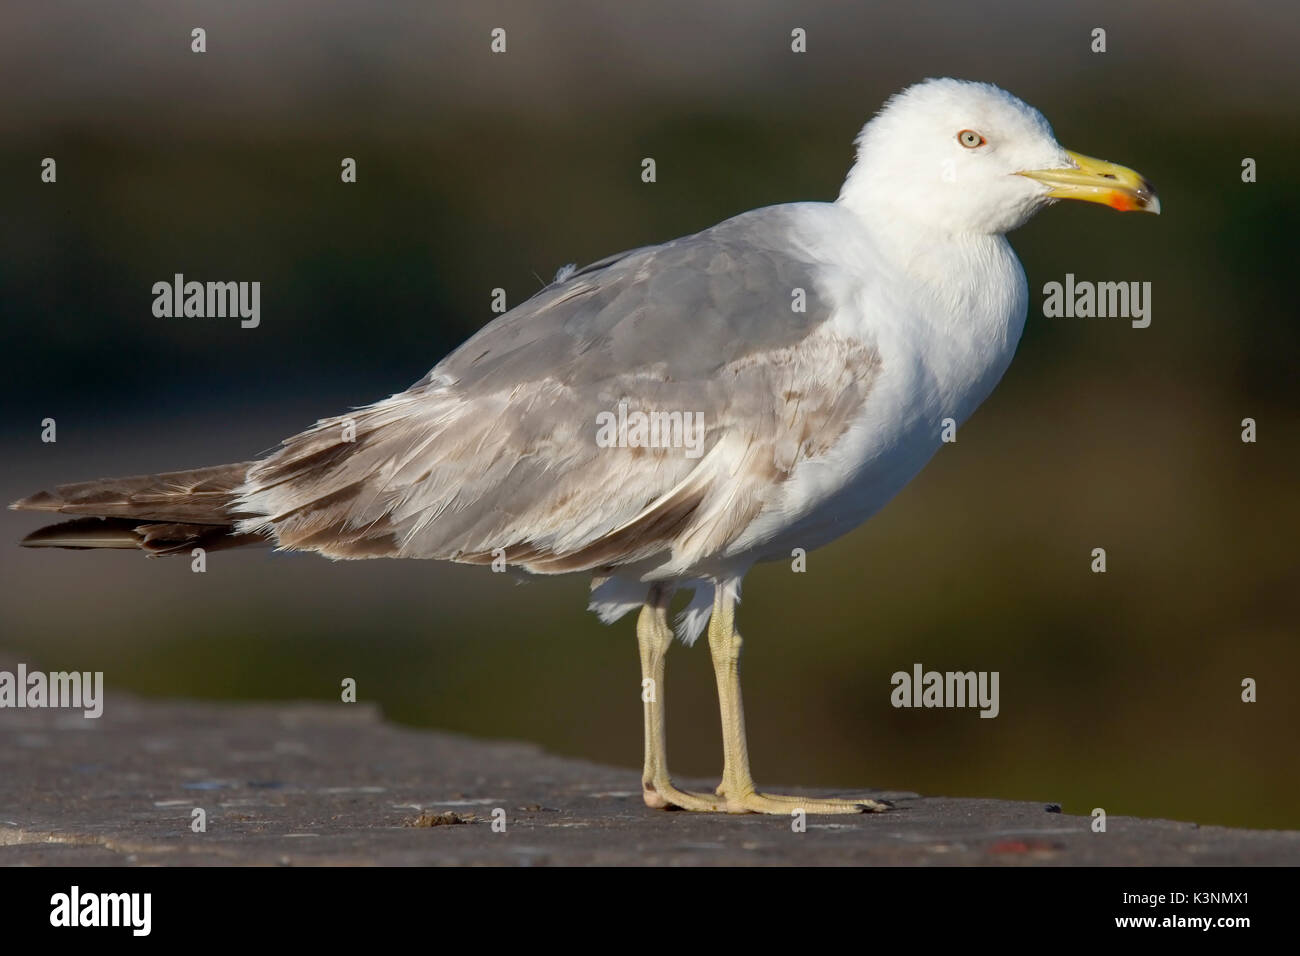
[235,205,880,575]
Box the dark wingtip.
[10,490,64,512]
[18,516,141,550]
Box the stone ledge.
[2,692,1297,866]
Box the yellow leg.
[706,582,891,815]
[636,587,721,811]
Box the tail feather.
[11,462,263,554]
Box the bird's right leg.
[637,586,721,811]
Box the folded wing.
[236,207,880,576]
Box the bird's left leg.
[636,585,721,811]
[707,580,891,815]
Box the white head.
[839,78,1159,236]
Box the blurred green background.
[2,1,1297,829]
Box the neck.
[837,192,1028,393]
[837,195,1008,295]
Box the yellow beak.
[1019,150,1160,214]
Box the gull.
[13,78,1159,814]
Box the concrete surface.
[2,690,1297,866]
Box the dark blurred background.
[2,1,1297,829]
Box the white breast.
[725,225,1029,563]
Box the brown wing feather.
[12,462,255,524]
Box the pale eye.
[958,129,986,149]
